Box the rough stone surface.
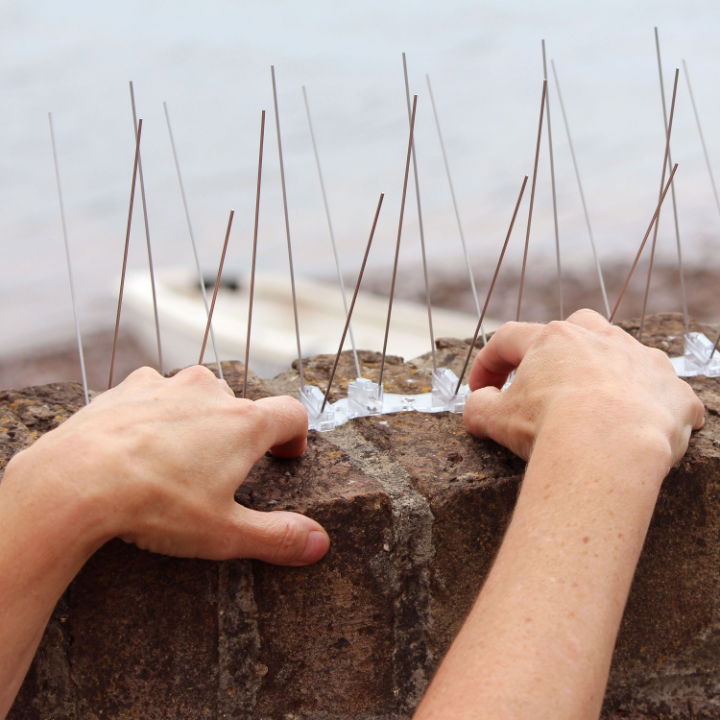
[2,314,719,719]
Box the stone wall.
[2,314,719,719]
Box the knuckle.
[569,307,600,321]
[125,366,162,383]
[540,320,571,341]
[175,364,218,384]
[278,395,308,422]
[545,320,566,332]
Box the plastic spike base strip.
[670,332,720,378]
[301,341,708,432]
[300,368,470,432]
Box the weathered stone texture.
[240,434,397,718]
[2,314,719,719]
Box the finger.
[464,386,505,441]
[229,507,330,566]
[692,395,706,430]
[254,395,308,458]
[565,307,612,331]
[468,322,543,391]
[464,386,531,459]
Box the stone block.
[2,315,719,719]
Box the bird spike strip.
[49,36,720,429]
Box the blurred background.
[1,0,719,390]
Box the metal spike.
[542,40,563,318]
[243,111,266,399]
[638,63,681,341]
[683,57,720,363]
[455,176,529,395]
[402,53,437,372]
[199,210,234,366]
[708,333,720,362]
[426,73,487,345]
[163,101,224,380]
[48,112,90,405]
[302,85,362,379]
[321,194,385,413]
[550,59,610,318]
[653,33,689,334]
[109,118,143,389]
[271,65,305,388]
[516,80,547,322]
[609,164,679,323]
[683,59,720,219]
[129,82,163,373]
[378,95,418,390]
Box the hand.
[463,309,704,464]
[5,365,330,566]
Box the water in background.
[1,0,720,356]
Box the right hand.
[463,309,705,465]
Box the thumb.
[229,506,330,566]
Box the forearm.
[0,458,109,717]
[415,420,671,720]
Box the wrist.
[532,403,673,494]
[3,442,117,557]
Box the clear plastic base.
[347,377,383,416]
[670,332,720,378]
[431,368,468,413]
[299,385,339,433]
[303,367,470,432]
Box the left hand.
[5,365,330,565]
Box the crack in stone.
[324,422,435,715]
[217,561,262,719]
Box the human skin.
[0,365,329,718]
[413,309,705,720]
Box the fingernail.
[299,529,330,564]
